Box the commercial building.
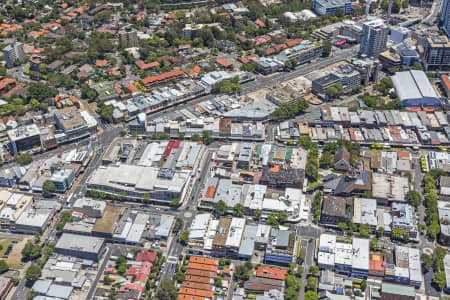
[73,198,106,218]
[419,35,450,70]
[317,234,369,279]
[7,124,42,154]
[119,27,138,48]
[3,42,25,66]
[275,41,323,65]
[312,0,352,16]
[55,233,105,261]
[391,70,440,106]
[14,200,56,234]
[442,0,450,38]
[312,65,362,97]
[381,282,415,300]
[50,168,75,193]
[250,57,283,75]
[54,107,97,142]
[86,164,189,204]
[320,196,350,225]
[359,18,389,57]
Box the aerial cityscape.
[0,0,449,299]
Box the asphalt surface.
[424,267,442,297]
[158,150,214,284]
[87,246,112,300]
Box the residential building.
[3,42,25,66]
[251,57,283,75]
[312,0,352,16]
[359,18,389,57]
[275,41,323,65]
[119,27,138,48]
[334,147,351,171]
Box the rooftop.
[55,233,104,254]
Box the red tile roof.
[178,295,205,300]
[179,288,214,298]
[189,257,219,266]
[369,253,385,272]
[0,78,15,90]
[185,269,216,278]
[255,19,265,27]
[216,58,232,68]
[397,151,411,159]
[256,266,287,281]
[182,281,213,291]
[136,251,157,262]
[95,60,108,68]
[135,60,160,70]
[187,263,218,272]
[184,275,212,284]
[285,38,302,48]
[140,70,185,87]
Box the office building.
[359,18,389,57]
[419,35,450,70]
[312,0,352,16]
[119,27,138,48]
[312,65,361,96]
[441,0,450,37]
[3,42,24,66]
[50,168,75,193]
[7,124,42,154]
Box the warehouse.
[391,70,440,106]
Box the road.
[145,46,359,124]
[423,0,442,25]
[296,225,322,300]
[158,150,213,284]
[87,246,112,300]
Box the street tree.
[155,279,178,300]
[43,180,56,195]
[233,204,245,217]
[25,265,41,281]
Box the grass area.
[0,239,19,256]
[307,181,321,189]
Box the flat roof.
[352,238,369,270]
[392,70,438,101]
[56,233,104,254]
[88,164,188,194]
[225,217,245,248]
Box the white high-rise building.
[3,42,24,66]
[359,18,389,58]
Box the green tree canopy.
[155,279,178,300]
[43,180,56,194]
[25,265,42,281]
[214,200,228,216]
